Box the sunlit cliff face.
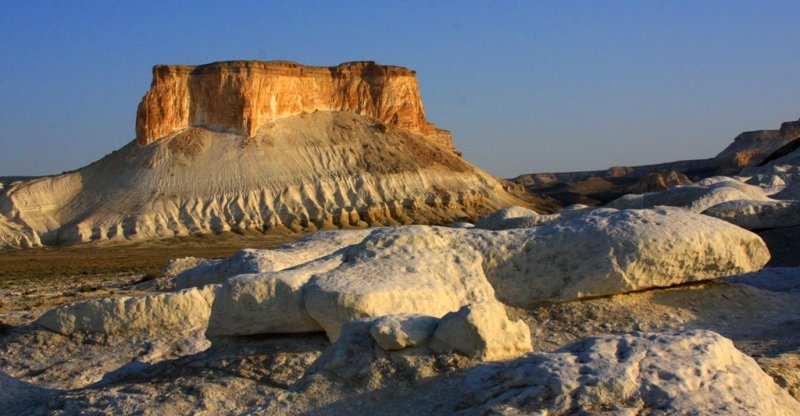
[134,60,455,152]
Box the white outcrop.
[473,206,542,229]
[0,111,527,246]
[473,205,586,230]
[0,214,40,248]
[303,227,497,341]
[38,286,217,335]
[429,302,532,361]
[369,314,439,350]
[703,200,800,230]
[461,330,800,415]
[606,178,771,212]
[471,207,770,305]
[175,230,371,289]
[38,207,769,342]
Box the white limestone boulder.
[38,286,217,335]
[47,207,769,340]
[703,200,800,230]
[174,230,370,289]
[460,330,800,415]
[429,302,532,361]
[204,255,344,336]
[694,175,744,186]
[303,226,497,341]
[474,206,542,229]
[468,207,770,305]
[564,203,590,210]
[746,173,786,193]
[369,314,439,350]
[474,205,587,230]
[606,178,771,212]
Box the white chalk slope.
[0,111,524,246]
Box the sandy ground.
[0,232,297,325]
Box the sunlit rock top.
[135,60,454,151]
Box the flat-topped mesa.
[135,60,455,152]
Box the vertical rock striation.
[135,61,455,152]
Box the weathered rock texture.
[0,214,39,248]
[38,208,769,340]
[429,302,532,361]
[703,200,800,230]
[461,330,800,415]
[713,120,800,172]
[38,286,217,335]
[606,176,772,212]
[135,61,455,152]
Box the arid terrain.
[2,61,800,415]
[0,233,298,326]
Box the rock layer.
[0,111,526,245]
[135,60,455,152]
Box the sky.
[1,1,799,178]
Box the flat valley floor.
[0,232,298,326]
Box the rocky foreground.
[3,170,800,414]
[2,61,800,413]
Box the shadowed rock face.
[715,130,784,171]
[135,60,455,153]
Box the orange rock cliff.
[135,60,455,151]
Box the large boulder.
[703,200,800,230]
[175,230,371,289]
[303,226,497,341]
[37,208,770,341]
[38,286,217,335]
[429,302,532,361]
[606,178,771,212]
[469,207,770,305]
[369,314,439,351]
[473,206,543,229]
[460,330,800,415]
[473,205,587,230]
[205,270,325,337]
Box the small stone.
[369,314,439,351]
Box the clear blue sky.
[1,1,799,178]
